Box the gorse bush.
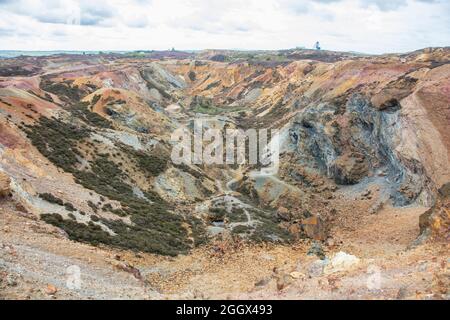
[40,78,86,103]
[39,193,64,206]
[41,213,113,246]
[226,207,248,223]
[71,102,113,129]
[39,193,77,213]
[121,145,169,177]
[25,117,90,172]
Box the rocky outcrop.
[331,152,368,185]
[370,76,417,111]
[419,182,450,241]
[0,171,11,198]
[139,62,186,100]
[289,94,431,206]
[301,216,327,241]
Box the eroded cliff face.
[290,93,432,206]
[0,48,448,256]
[420,183,450,241]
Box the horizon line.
[0,46,448,57]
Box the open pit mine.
[0,48,449,299]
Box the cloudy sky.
[0,0,448,54]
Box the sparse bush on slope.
[27,116,203,256]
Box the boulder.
[45,284,58,295]
[324,251,360,274]
[276,206,292,221]
[307,259,329,277]
[289,271,305,279]
[331,153,368,185]
[0,172,11,198]
[302,215,327,241]
[113,261,143,281]
[419,182,450,241]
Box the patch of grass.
[132,149,168,177]
[188,71,196,81]
[193,104,243,115]
[111,208,127,217]
[205,80,221,91]
[39,193,78,212]
[174,164,203,179]
[191,95,243,115]
[0,65,37,76]
[66,156,190,255]
[100,217,188,256]
[117,144,169,177]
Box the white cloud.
[0,0,448,53]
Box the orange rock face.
[420,183,450,241]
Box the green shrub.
[102,203,113,211]
[91,94,101,105]
[111,208,127,217]
[39,193,64,206]
[41,213,113,247]
[68,213,76,220]
[189,216,208,246]
[208,207,227,222]
[40,78,86,103]
[71,102,112,129]
[64,202,76,212]
[226,207,248,223]
[25,117,90,172]
[232,225,252,235]
[87,200,98,212]
[121,145,169,177]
